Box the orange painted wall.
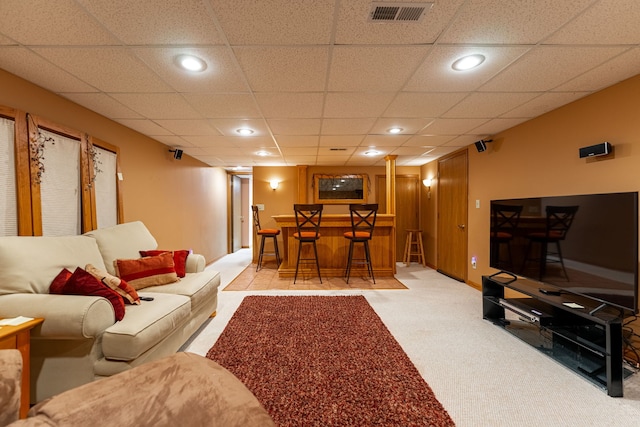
[429,74,640,288]
[0,69,228,262]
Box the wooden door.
[377,175,420,261]
[437,150,468,281]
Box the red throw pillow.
[55,267,125,321]
[85,264,141,305]
[139,249,190,277]
[50,268,73,294]
[115,252,178,290]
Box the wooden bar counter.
[273,214,396,278]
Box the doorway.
[376,175,420,262]
[228,173,251,254]
[436,150,468,281]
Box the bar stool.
[403,229,426,267]
[344,204,378,284]
[293,204,323,283]
[251,205,281,271]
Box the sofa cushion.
[85,264,140,305]
[84,221,158,276]
[101,293,191,361]
[0,235,106,295]
[143,270,220,312]
[114,252,179,290]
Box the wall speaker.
[474,140,487,152]
[579,142,611,158]
[169,148,183,160]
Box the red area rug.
[206,295,454,426]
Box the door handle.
[457,224,465,229]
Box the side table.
[0,318,44,418]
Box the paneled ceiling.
[1,0,639,170]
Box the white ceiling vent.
[368,2,434,22]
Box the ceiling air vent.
[329,148,347,151]
[368,2,433,22]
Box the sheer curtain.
[0,117,17,236]
[94,146,118,228]
[39,129,81,236]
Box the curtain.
[39,128,81,236]
[0,117,17,236]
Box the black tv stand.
[482,274,626,397]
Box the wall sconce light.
[269,180,279,190]
[423,178,433,199]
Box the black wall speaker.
[475,140,487,152]
[579,142,611,158]
[169,148,183,160]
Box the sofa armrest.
[185,253,205,273]
[0,294,115,339]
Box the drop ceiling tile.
[403,135,455,147]
[131,47,248,92]
[318,146,356,156]
[390,146,435,156]
[405,45,530,92]
[0,0,119,45]
[369,118,433,135]
[555,48,640,92]
[0,47,96,93]
[502,91,590,118]
[234,46,329,92]
[181,136,238,148]
[274,136,319,147]
[115,119,174,136]
[469,118,529,136]
[384,92,467,118]
[211,0,335,45]
[78,0,225,44]
[324,93,396,118]
[61,93,144,119]
[153,120,221,136]
[0,34,15,45]
[285,156,318,165]
[319,136,364,147]
[111,93,202,119]
[546,0,640,44]
[316,156,349,165]
[229,138,276,148]
[422,118,490,135]
[361,135,410,147]
[439,0,594,44]
[443,92,540,119]
[255,93,324,119]
[280,147,319,156]
[33,47,173,92]
[481,46,627,92]
[267,119,321,135]
[183,93,260,118]
[321,118,376,135]
[328,46,430,92]
[335,0,464,45]
[208,119,269,136]
[443,135,483,147]
[150,135,190,147]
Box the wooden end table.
[0,318,44,418]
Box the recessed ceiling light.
[451,54,485,71]
[256,150,270,157]
[236,128,255,136]
[175,54,207,72]
[364,150,381,156]
[388,127,403,134]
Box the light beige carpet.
[223,263,407,291]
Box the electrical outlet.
[471,256,477,269]
[475,199,480,209]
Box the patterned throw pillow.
[139,250,190,277]
[50,267,125,321]
[85,264,140,305]
[114,251,179,290]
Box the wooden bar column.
[385,155,397,274]
[297,165,307,203]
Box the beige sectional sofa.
[0,221,221,404]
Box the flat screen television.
[490,192,639,314]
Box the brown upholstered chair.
[344,204,378,284]
[293,204,323,284]
[251,205,281,271]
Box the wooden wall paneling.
[80,133,95,232]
